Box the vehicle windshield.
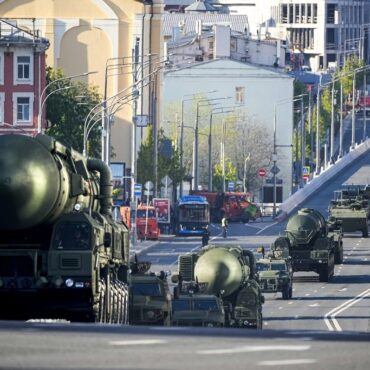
[131,283,162,297]
[53,222,91,250]
[256,263,270,271]
[271,263,287,271]
[193,299,218,311]
[132,209,156,218]
[172,299,191,311]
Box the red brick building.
[0,19,49,136]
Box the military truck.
[278,208,335,282]
[256,256,293,300]
[0,134,130,323]
[177,245,264,329]
[326,216,344,264]
[328,198,368,238]
[129,271,172,326]
[172,281,225,327]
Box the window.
[13,92,34,124]
[17,97,30,121]
[17,56,30,80]
[235,86,245,104]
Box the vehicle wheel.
[335,245,344,264]
[96,280,106,323]
[282,284,289,300]
[363,227,368,238]
[319,266,329,282]
[288,286,293,299]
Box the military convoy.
[176,244,264,329]
[0,134,130,322]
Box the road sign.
[302,166,310,176]
[270,165,280,175]
[134,183,142,197]
[258,168,267,177]
[228,181,235,191]
[144,181,153,190]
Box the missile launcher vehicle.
[0,134,130,322]
[276,208,335,282]
[177,245,264,329]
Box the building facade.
[0,19,49,136]
[162,58,294,201]
[0,0,164,182]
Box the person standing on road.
[221,216,228,238]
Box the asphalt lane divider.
[324,288,370,331]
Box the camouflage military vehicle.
[129,271,172,326]
[256,256,293,299]
[328,198,368,237]
[172,282,225,327]
[0,134,130,323]
[177,245,264,329]
[326,216,344,264]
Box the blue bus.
[176,195,210,236]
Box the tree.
[45,67,102,158]
[212,160,237,192]
[136,126,185,200]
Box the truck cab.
[129,272,172,326]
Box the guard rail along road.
[278,138,370,221]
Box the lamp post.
[243,153,251,193]
[38,71,97,134]
[208,108,233,191]
[179,90,217,196]
[273,94,305,218]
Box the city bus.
[175,195,210,237]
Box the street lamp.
[208,107,234,191]
[179,90,217,196]
[272,94,305,218]
[38,71,97,134]
[243,153,251,193]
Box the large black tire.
[319,265,329,282]
[334,245,344,264]
[282,284,290,300]
[288,286,293,299]
[363,227,368,238]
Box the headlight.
[206,323,214,327]
[65,278,74,288]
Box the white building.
[212,0,370,71]
[162,58,294,200]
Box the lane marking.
[309,303,320,307]
[256,222,278,235]
[109,339,167,346]
[198,345,311,355]
[258,359,316,366]
[324,288,370,331]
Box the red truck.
[119,205,160,240]
[356,95,370,115]
[190,191,261,223]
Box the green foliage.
[212,160,237,192]
[136,126,186,193]
[45,67,102,158]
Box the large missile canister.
[0,134,69,230]
[194,247,249,296]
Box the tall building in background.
[0,0,164,185]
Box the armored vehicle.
[129,271,172,326]
[177,245,264,329]
[282,208,335,282]
[256,257,293,299]
[0,134,130,323]
[172,284,225,327]
[326,216,344,264]
[328,198,368,237]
